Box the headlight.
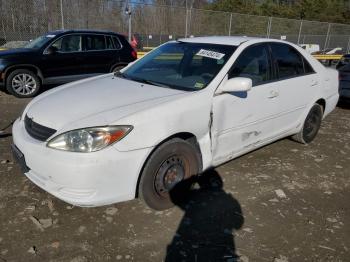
[47,126,133,152]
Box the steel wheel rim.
[154,156,186,197]
[11,74,37,95]
[304,110,320,138]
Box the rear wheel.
[292,104,323,144]
[6,69,41,98]
[111,65,125,73]
[139,138,201,210]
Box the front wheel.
[6,69,41,98]
[292,104,323,144]
[139,138,201,210]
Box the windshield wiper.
[113,74,191,91]
[127,77,171,88]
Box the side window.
[341,63,350,72]
[229,44,271,86]
[112,36,122,49]
[51,35,82,52]
[270,43,304,79]
[106,36,115,49]
[85,35,106,51]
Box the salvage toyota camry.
[12,36,339,210]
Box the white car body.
[300,44,320,54]
[12,37,339,207]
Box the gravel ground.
[0,90,349,262]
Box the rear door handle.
[268,90,279,98]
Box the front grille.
[24,115,56,142]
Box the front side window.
[229,44,271,86]
[50,35,82,52]
[270,43,304,79]
[85,35,106,51]
[122,42,236,91]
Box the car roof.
[46,29,122,36]
[178,36,261,46]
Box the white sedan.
[12,36,339,210]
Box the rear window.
[85,35,106,51]
[270,43,304,79]
[106,36,115,49]
[112,37,122,49]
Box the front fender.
[112,90,213,157]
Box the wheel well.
[110,63,128,72]
[134,132,202,198]
[5,66,43,83]
[315,98,326,113]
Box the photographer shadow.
[165,169,244,262]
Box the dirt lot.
[0,90,349,262]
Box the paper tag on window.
[46,35,56,38]
[194,82,205,88]
[196,49,225,60]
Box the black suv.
[0,30,137,98]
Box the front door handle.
[311,80,319,86]
[268,90,279,98]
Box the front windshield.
[123,42,236,91]
[24,35,55,49]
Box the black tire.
[292,104,323,144]
[111,65,125,73]
[6,69,41,98]
[139,138,201,210]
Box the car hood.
[0,48,36,57]
[26,74,187,131]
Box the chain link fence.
[1,0,350,52]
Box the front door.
[41,34,85,82]
[211,43,279,164]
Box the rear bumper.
[12,118,153,207]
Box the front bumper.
[12,118,152,207]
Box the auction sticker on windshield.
[196,49,225,60]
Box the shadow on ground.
[165,170,244,262]
[337,100,350,109]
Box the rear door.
[269,42,319,134]
[82,34,119,73]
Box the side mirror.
[45,46,58,55]
[216,77,252,94]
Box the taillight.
[131,49,137,59]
